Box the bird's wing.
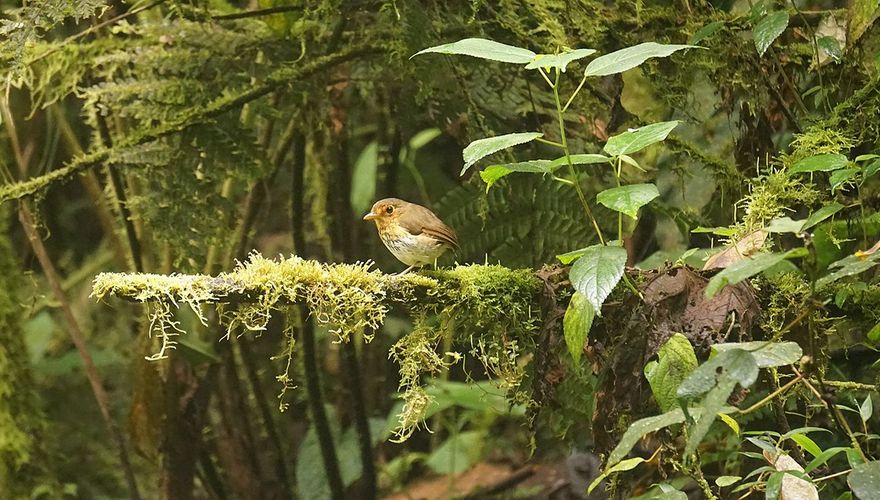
[399,205,460,249]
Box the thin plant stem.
[563,74,588,113]
[738,374,802,415]
[550,69,605,245]
[19,203,141,500]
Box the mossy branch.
[92,254,542,438]
[0,44,385,203]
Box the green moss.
[738,170,821,235]
[785,128,854,164]
[0,219,58,495]
[93,255,542,440]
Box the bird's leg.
[394,264,416,276]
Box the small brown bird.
[363,198,458,274]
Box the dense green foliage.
[3,0,880,498]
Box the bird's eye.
[385,206,394,214]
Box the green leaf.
[461,132,543,174]
[588,457,645,493]
[716,476,741,487]
[789,434,823,458]
[864,159,880,179]
[563,292,594,364]
[350,141,379,215]
[557,153,612,167]
[584,42,696,77]
[569,245,628,315]
[791,153,849,173]
[684,353,757,457]
[690,21,726,44]
[705,250,804,298]
[479,154,610,189]
[480,160,553,190]
[525,48,597,71]
[604,121,680,156]
[804,447,850,473]
[557,247,590,265]
[677,349,759,399]
[830,168,860,190]
[597,183,660,219]
[644,334,698,412]
[608,407,705,465]
[860,395,873,423]
[692,226,738,236]
[630,483,688,500]
[765,217,806,234]
[817,252,880,288]
[426,379,511,414]
[413,38,536,64]
[765,471,784,500]
[802,203,845,231]
[848,461,880,499]
[817,36,842,61]
[711,341,802,368]
[868,323,880,344]
[753,11,790,56]
[425,430,484,474]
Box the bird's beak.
[363,211,378,221]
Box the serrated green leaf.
[604,121,680,156]
[754,11,790,56]
[479,160,553,189]
[683,351,757,457]
[569,245,628,315]
[584,42,696,77]
[413,38,536,64]
[597,183,660,219]
[525,48,597,71]
[677,349,759,399]
[461,132,543,174]
[645,334,698,412]
[848,461,880,499]
[790,153,849,173]
[564,292,594,364]
[555,153,612,168]
[711,341,802,368]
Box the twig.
[0,45,385,203]
[301,315,345,499]
[18,202,142,500]
[212,5,303,20]
[96,112,144,272]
